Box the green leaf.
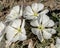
[56,27,60,32]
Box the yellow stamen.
[15,27,21,33]
[38,25,44,30]
[34,12,38,16]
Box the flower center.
[38,25,44,30]
[34,12,38,16]
[15,27,21,33]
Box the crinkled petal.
[12,33,20,42]
[37,30,44,42]
[11,5,20,13]
[31,28,40,35]
[44,20,55,27]
[21,28,26,35]
[41,14,50,26]
[21,19,25,28]
[55,44,60,48]
[0,35,3,41]
[5,26,17,42]
[43,30,52,39]
[31,3,44,12]
[31,28,44,42]
[44,29,56,34]
[37,16,42,24]
[9,19,21,28]
[37,3,44,12]
[19,34,27,41]
[6,5,21,21]
[56,37,60,44]
[0,22,5,36]
[24,6,33,15]
[31,3,38,12]
[40,9,49,15]
[30,19,39,27]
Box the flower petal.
[55,44,60,48]
[21,19,25,28]
[31,28,44,42]
[24,6,33,15]
[37,3,44,12]
[31,28,40,35]
[6,5,21,21]
[9,19,21,28]
[56,37,60,44]
[0,22,5,35]
[0,35,3,41]
[21,28,26,35]
[30,19,39,27]
[37,30,44,42]
[42,14,50,26]
[31,3,44,12]
[44,29,56,34]
[19,34,27,41]
[44,20,55,27]
[12,33,20,42]
[5,26,17,42]
[43,30,52,39]
[40,9,49,15]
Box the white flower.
[30,14,56,42]
[0,22,5,41]
[6,5,23,22]
[23,3,49,20]
[5,19,27,47]
[55,37,60,48]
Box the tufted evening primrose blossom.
[55,37,60,48]
[23,3,49,20]
[0,22,5,41]
[30,14,56,42]
[6,5,23,22]
[5,19,27,47]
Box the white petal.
[21,28,26,35]
[44,20,55,27]
[6,5,20,21]
[31,3,38,12]
[56,37,60,44]
[31,28,40,35]
[44,29,56,34]
[9,19,21,28]
[0,22,5,35]
[12,33,20,42]
[0,35,3,41]
[37,16,42,24]
[30,19,39,27]
[19,34,27,41]
[37,3,44,12]
[31,3,44,12]
[21,19,25,28]
[11,5,20,13]
[5,26,17,42]
[40,9,49,15]
[43,30,52,39]
[37,30,44,42]
[55,44,60,48]
[24,6,33,15]
[23,8,34,19]
[41,14,50,26]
